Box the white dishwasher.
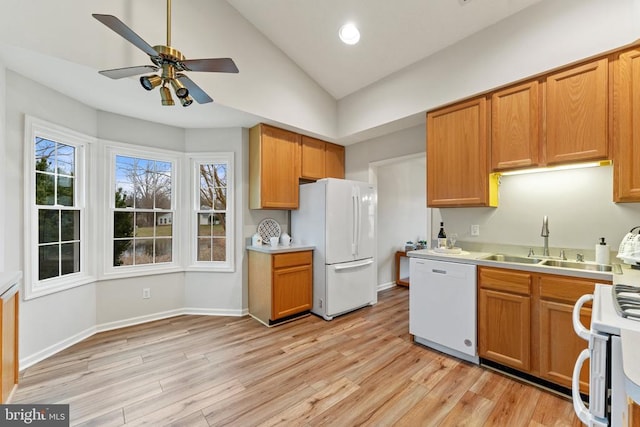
[409,257,478,364]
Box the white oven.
[572,284,640,426]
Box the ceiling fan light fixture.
[160,85,175,106]
[140,74,162,91]
[170,77,189,98]
[339,23,360,45]
[179,95,193,107]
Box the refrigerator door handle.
[351,192,358,256]
[334,259,374,271]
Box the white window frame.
[188,153,235,272]
[102,142,182,279]
[23,115,96,300]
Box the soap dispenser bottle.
[595,237,610,265]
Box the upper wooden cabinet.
[491,81,541,170]
[249,124,301,209]
[613,48,640,202]
[545,58,609,164]
[300,136,345,181]
[324,142,345,179]
[427,97,496,207]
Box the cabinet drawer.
[478,267,531,295]
[539,274,607,304]
[273,251,312,269]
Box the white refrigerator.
[291,178,377,320]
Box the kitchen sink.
[481,254,543,264]
[541,259,613,272]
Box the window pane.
[197,238,212,262]
[61,210,79,241]
[212,238,226,262]
[39,245,59,280]
[213,188,227,210]
[56,144,75,176]
[155,239,172,263]
[115,156,136,207]
[135,212,155,237]
[214,164,227,186]
[35,138,56,173]
[61,242,80,275]
[198,214,213,237]
[156,213,172,236]
[135,239,154,265]
[38,210,59,243]
[57,176,74,206]
[114,240,132,266]
[114,212,134,238]
[134,159,154,209]
[155,161,172,209]
[212,213,226,236]
[36,173,55,205]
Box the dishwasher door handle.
[431,269,447,274]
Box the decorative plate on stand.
[257,218,281,243]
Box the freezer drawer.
[324,258,375,319]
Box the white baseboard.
[20,307,248,371]
[20,326,97,370]
[377,281,397,292]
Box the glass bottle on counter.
[437,222,447,248]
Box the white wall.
[338,0,640,140]
[374,155,427,287]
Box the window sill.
[25,275,97,300]
[99,265,184,281]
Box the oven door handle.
[573,294,593,341]
[572,349,607,427]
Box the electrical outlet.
[143,288,151,299]
[471,224,480,237]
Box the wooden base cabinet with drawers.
[248,250,312,326]
[478,266,609,393]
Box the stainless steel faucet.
[541,215,550,257]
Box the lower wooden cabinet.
[478,266,608,392]
[478,268,532,371]
[248,250,312,326]
[0,284,18,403]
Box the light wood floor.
[13,287,582,426]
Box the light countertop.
[0,271,22,296]
[246,244,315,254]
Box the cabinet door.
[491,81,541,170]
[272,265,312,320]
[538,274,597,393]
[546,58,609,164]
[478,288,531,371]
[260,125,300,209]
[325,142,345,179]
[427,97,490,207]
[1,289,18,403]
[539,299,591,393]
[300,136,326,180]
[614,49,640,202]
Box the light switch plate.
[471,224,480,237]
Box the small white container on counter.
[596,237,610,265]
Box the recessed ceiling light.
[339,23,360,45]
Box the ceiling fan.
[93,0,238,107]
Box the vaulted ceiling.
[0,0,636,144]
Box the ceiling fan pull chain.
[166,0,172,47]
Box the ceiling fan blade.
[99,65,159,79]
[93,14,159,58]
[180,58,239,73]
[176,74,213,104]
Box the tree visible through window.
[197,163,227,262]
[35,137,80,280]
[113,155,173,266]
